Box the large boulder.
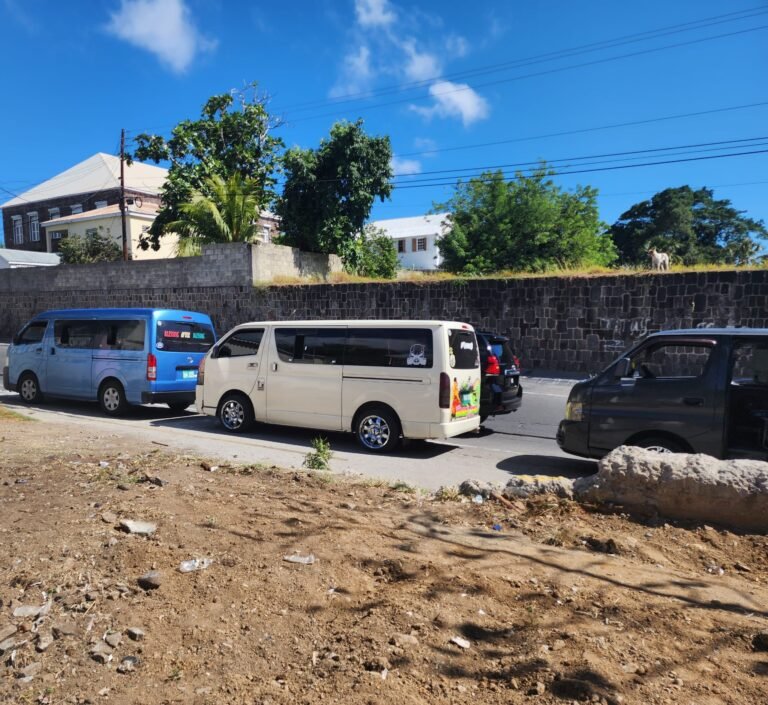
[574,446,768,532]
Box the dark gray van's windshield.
[156,321,215,353]
[449,329,479,369]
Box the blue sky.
[1,0,767,248]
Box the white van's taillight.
[147,353,157,381]
[439,372,450,409]
[198,356,206,384]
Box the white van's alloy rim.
[359,414,390,449]
[103,387,121,411]
[222,400,244,429]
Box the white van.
[196,320,481,451]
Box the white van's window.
[275,328,345,365]
[345,328,433,368]
[54,320,101,349]
[92,320,145,351]
[448,329,479,369]
[218,329,264,358]
[156,320,215,353]
[630,343,713,379]
[16,321,47,345]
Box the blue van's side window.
[156,320,215,353]
[99,320,146,351]
[55,321,100,349]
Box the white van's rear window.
[448,329,479,369]
[156,321,215,353]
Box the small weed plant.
[303,437,333,471]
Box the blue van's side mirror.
[614,358,632,378]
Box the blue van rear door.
[154,318,215,394]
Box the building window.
[51,230,66,240]
[28,212,40,242]
[70,203,82,215]
[397,240,406,253]
[85,228,98,237]
[12,216,23,244]
[48,207,60,220]
[416,237,427,252]
[94,200,108,209]
[262,224,271,243]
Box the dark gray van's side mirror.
[614,358,632,378]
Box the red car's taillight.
[439,372,450,409]
[147,353,157,381]
[485,354,500,375]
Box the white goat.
[648,247,670,271]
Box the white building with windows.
[369,213,449,271]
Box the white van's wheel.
[218,393,254,433]
[99,380,129,416]
[355,406,401,452]
[18,373,43,404]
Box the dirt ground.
[1,408,767,705]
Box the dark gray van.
[557,328,768,460]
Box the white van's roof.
[231,320,474,328]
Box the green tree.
[167,173,263,256]
[276,120,393,265]
[132,83,283,249]
[609,186,767,266]
[58,232,122,264]
[351,225,399,278]
[436,167,616,274]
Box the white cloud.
[355,0,396,28]
[413,137,438,157]
[401,39,440,81]
[391,156,422,176]
[106,0,216,74]
[329,45,374,98]
[445,34,469,58]
[411,80,490,127]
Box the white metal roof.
[0,153,167,209]
[0,249,61,266]
[41,203,159,228]
[369,213,450,239]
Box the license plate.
[181,369,197,380]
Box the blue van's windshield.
[156,320,215,353]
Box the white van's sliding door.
[266,327,344,430]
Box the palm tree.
[167,173,263,256]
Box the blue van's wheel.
[218,393,254,433]
[99,380,129,416]
[355,405,401,452]
[18,373,43,404]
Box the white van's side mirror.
[614,358,632,378]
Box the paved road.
[0,342,594,490]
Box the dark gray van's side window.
[219,329,264,358]
[54,321,101,349]
[731,341,768,385]
[345,328,433,368]
[16,321,47,344]
[275,328,345,364]
[630,343,714,378]
[448,329,479,370]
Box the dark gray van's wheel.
[218,393,254,433]
[99,379,129,416]
[634,436,687,454]
[355,405,401,452]
[18,373,43,404]
[167,402,191,413]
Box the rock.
[90,642,113,664]
[584,537,621,554]
[126,627,145,641]
[527,681,546,696]
[364,656,391,672]
[283,554,316,565]
[137,570,162,590]
[0,637,17,654]
[17,662,41,680]
[52,621,79,639]
[450,636,471,649]
[36,633,54,652]
[504,476,574,500]
[85,591,99,602]
[117,655,140,673]
[117,483,131,491]
[574,446,768,532]
[104,631,122,648]
[390,633,419,648]
[101,511,117,524]
[13,603,49,618]
[0,624,17,642]
[119,519,157,536]
[552,639,566,651]
[459,479,498,499]
[753,631,768,652]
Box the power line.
[281,6,768,114]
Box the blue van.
[2,308,216,415]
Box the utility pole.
[119,128,128,261]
